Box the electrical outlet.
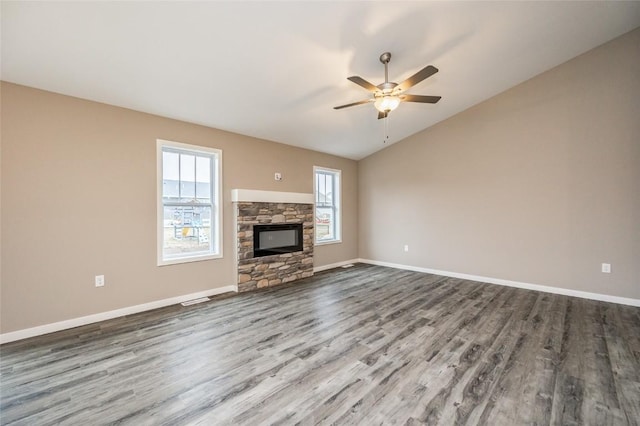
[274,172,282,181]
[404,245,409,252]
[95,275,105,287]
[601,263,611,273]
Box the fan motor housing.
[377,81,398,95]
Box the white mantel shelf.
[231,189,314,204]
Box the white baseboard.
[358,258,640,308]
[314,259,360,273]
[0,285,237,344]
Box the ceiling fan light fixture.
[374,95,400,113]
[334,52,440,119]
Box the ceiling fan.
[334,52,441,119]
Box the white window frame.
[314,166,342,245]
[157,139,223,266]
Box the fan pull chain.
[383,115,390,144]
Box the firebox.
[253,223,303,258]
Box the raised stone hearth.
[233,190,314,293]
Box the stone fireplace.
[232,190,314,292]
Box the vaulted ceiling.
[2,2,639,160]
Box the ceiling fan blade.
[377,111,388,120]
[347,76,379,92]
[400,94,442,104]
[397,65,438,92]
[333,99,372,110]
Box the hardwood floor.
[1,264,639,425]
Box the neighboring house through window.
[157,139,222,265]
[314,166,341,244]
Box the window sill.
[314,239,342,247]
[158,253,222,267]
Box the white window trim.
[314,166,342,246]
[157,139,223,266]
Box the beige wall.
[0,83,358,333]
[359,28,640,300]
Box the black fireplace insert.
[253,223,303,258]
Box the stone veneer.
[236,202,313,292]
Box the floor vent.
[341,264,355,268]
[181,297,210,307]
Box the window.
[157,140,222,265]
[314,166,341,244]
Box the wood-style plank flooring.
[1,264,639,425]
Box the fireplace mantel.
[231,189,314,204]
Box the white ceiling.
[2,2,639,160]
